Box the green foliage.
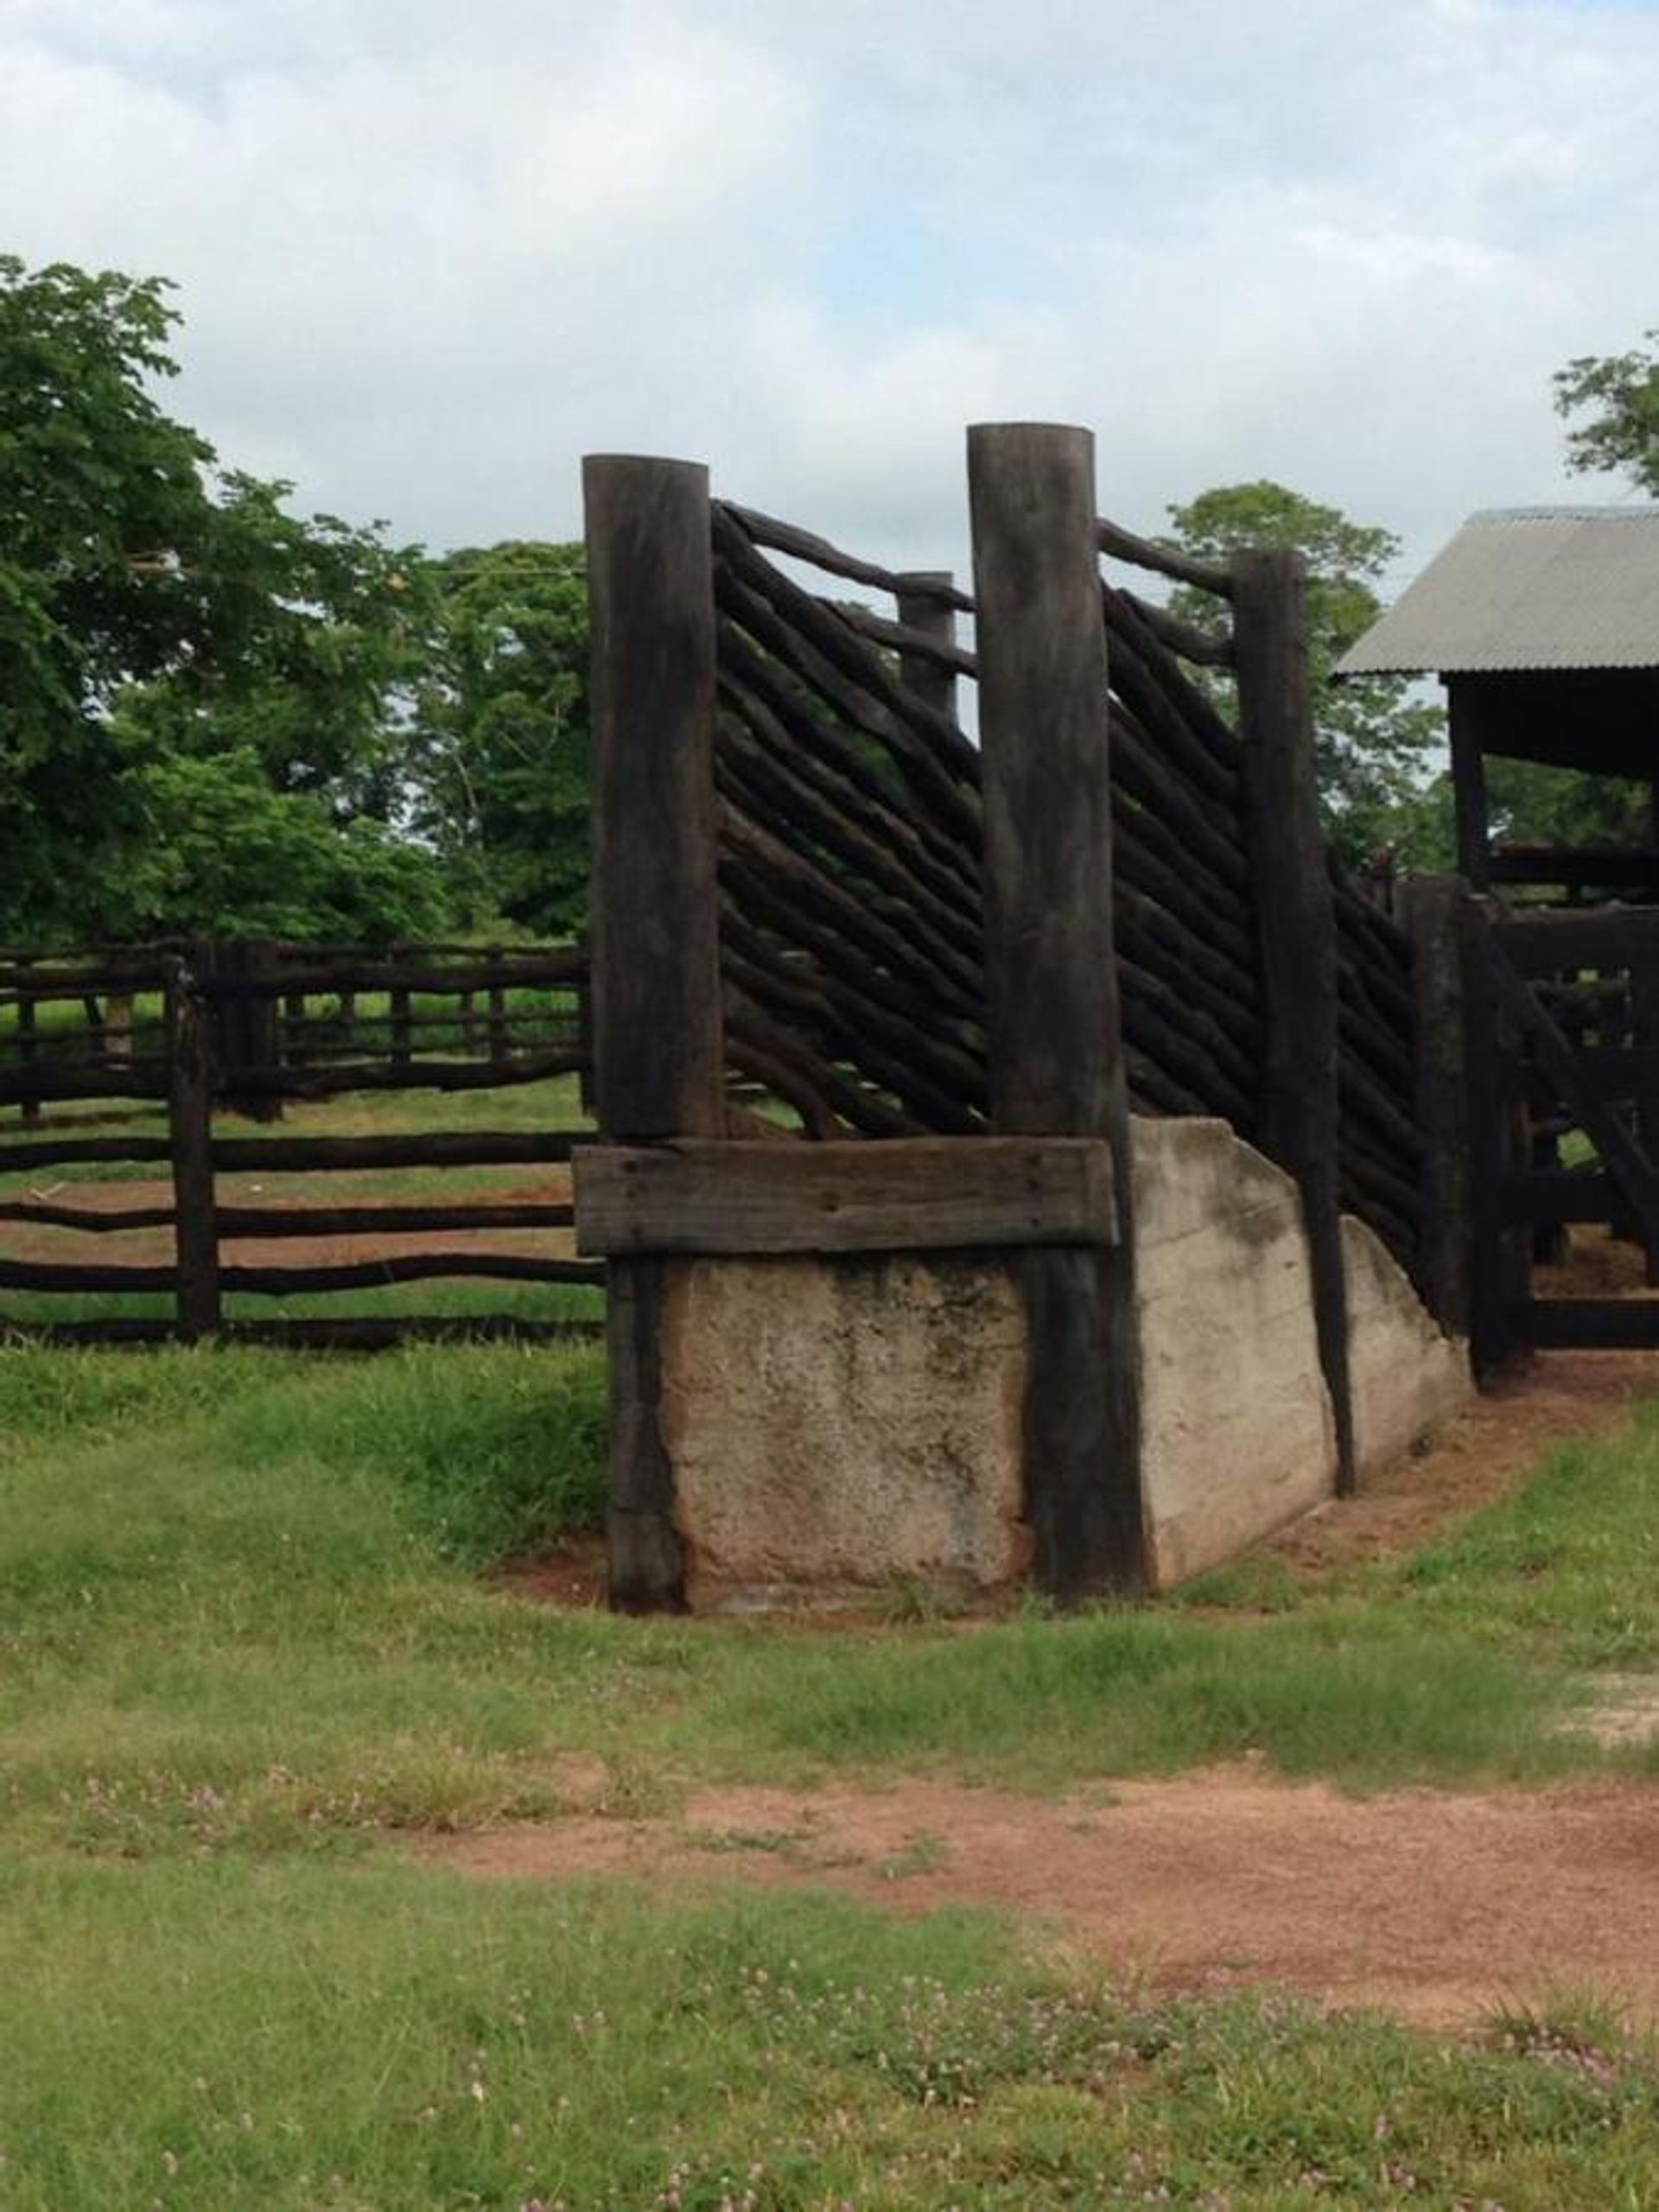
[1554,327,1659,495]
[0,255,452,944]
[1163,480,1446,868]
[405,540,591,936]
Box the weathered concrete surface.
[1343,1213,1472,1481]
[661,1252,1029,1609]
[1134,1119,1336,1588]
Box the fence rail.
[0,939,603,1347]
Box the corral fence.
[0,938,604,1347]
[576,428,1445,1607]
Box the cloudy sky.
[3,0,1656,592]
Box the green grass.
[0,1343,1656,2203]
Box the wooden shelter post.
[968,422,1147,1599]
[1233,548,1357,1495]
[584,454,723,1612]
[1446,680,1492,891]
[1396,874,1473,1337]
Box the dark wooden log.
[721,501,975,610]
[188,1048,586,1101]
[0,1198,576,1236]
[722,985,925,1139]
[16,956,40,1127]
[1459,902,1529,1375]
[1096,514,1234,599]
[837,597,978,686]
[970,420,1146,1600]
[0,1063,170,1105]
[1523,1298,1659,1351]
[1117,963,1255,1125]
[1447,682,1491,890]
[1114,880,1260,1042]
[575,1137,1114,1257]
[1110,713,1250,898]
[714,714,983,985]
[586,454,724,1143]
[163,956,220,1341]
[1110,836,1260,1007]
[713,513,982,808]
[1395,876,1471,1330]
[1235,548,1354,1496]
[718,804,982,1020]
[1119,587,1234,669]
[585,453,728,1616]
[717,646,981,910]
[206,939,283,1122]
[1100,587,1243,800]
[199,953,587,997]
[895,571,965,723]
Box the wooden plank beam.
[575,1137,1116,1257]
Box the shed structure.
[1338,506,1659,897]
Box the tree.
[0,255,448,944]
[1161,481,1446,869]
[1553,330,1659,495]
[404,541,590,938]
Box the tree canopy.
[1553,329,1659,496]
[1161,481,1446,868]
[0,256,454,945]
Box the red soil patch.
[422,1769,1659,2031]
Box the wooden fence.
[582,429,1445,1605]
[0,940,603,1347]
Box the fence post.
[1397,874,1473,1337]
[1233,549,1356,1496]
[16,956,40,1127]
[1459,901,1528,1375]
[584,454,724,1612]
[968,422,1147,1599]
[163,954,221,1342]
[389,951,413,1072]
[486,944,509,1066]
[894,572,958,726]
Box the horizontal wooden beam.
[1522,1297,1659,1351]
[1498,909,1659,974]
[574,1137,1116,1258]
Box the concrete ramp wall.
[648,1117,1471,1608]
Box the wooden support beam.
[1446,679,1491,891]
[1459,901,1529,1376]
[1234,548,1356,1494]
[163,955,220,1343]
[894,571,960,726]
[1396,874,1471,1336]
[584,454,724,1613]
[969,421,1146,1600]
[575,1137,1115,1257]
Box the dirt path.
[425,1769,1659,2031]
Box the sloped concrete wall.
[1134,1119,1337,1587]
[652,1118,1471,1608]
[1344,1212,1471,1483]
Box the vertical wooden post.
[390,952,413,1072]
[164,955,220,1343]
[585,454,723,1612]
[486,944,509,1065]
[968,422,1146,1599]
[1459,901,1527,1375]
[1397,874,1472,1336]
[1234,549,1357,1496]
[16,957,40,1127]
[895,572,958,726]
[1446,680,1491,891]
[1630,958,1659,1285]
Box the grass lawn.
[0,1340,1656,2206]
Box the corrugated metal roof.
[1336,505,1659,675]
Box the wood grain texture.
[574,1138,1116,1257]
[163,957,220,1341]
[585,455,724,1140]
[969,422,1146,1600]
[1234,549,1355,1495]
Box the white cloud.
[1,0,1656,582]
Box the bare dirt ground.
[460,1338,1659,2035]
[425,1769,1659,2031]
